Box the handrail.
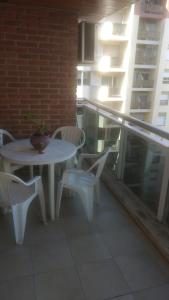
[77,99,169,141]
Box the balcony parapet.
[77,99,169,142]
[76,99,169,263]
[135,56,157,65]
[138,30,160,41]
[133,79,154,88]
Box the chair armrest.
[24,176,41,186]
[78,153,99,169]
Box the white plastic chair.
[0,172,47,244]
[56,147,111,221]
[52,126,85,172]
[52,126,85,150]
[0,129,33,177]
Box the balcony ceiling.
[1,0,136,21]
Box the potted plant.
[24,112,50,154]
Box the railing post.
[116,121,127,180]
[157,150,169,222]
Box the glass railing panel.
[83,107,99,154]
[123,132,165,214]
[79,106,121,176]
[77,101,169,221]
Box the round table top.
[0,138,77,166]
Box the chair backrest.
[52,126,85,150]
[87,147,112,180]
[0,129,15,147]
[0,172,29,206]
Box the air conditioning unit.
[78,22,95,63]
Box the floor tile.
[0,213,15,251]
[0,246,33,282]
[101,226,148,257]
[59,192,86,218]
[95,211,130,233]
[68,234,111,264]
[62,216,98,239]
[111,295,135,300]
[0,275,36,300]
[115,251,169,291]
[31,239,74,273]
[35,267,85,300]
[78,259,130,300]
[134,284,169,300]
[26,218,66,244]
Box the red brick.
[0,3,77,136]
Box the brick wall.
[0,4,77,137]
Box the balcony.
[143,2,164,15]
[99,22,128,43]
[111,57,123,68]
[138,30,160,41]
[1,0,169,296]
[112,23,126,35]
[131,94,151,109]
[1,100,169,298]
[133,79,154,89]
[98,85,123,102]
[77,100,169,264]
[135,55,157,66]
[97,56,125,73]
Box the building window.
[77,71,90,86]
[160,100,168,105]
[162,77,169,84]
[157,112,167,126]
[160,92,169,105]
[166,49,169,61]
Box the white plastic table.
[0,138,77,220]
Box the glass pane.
[83,108,121,176]
[123,132,165,214]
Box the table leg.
[2,159,11,173]
[1,160,12,214]
[48,163,55,220]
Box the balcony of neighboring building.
[137,29,160,42]
[132,70,154,91]
[98,21,128,43]
[140,0,166,18]
[135,44,158,67]
[98,85,123,102]
[97,75,123,102]
[130,92,152,112]
[96,55,126,73]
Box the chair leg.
[39,165,43,176]
[82,187,94,222]
[12,203,29,245]
[95,181,100,205]
[30,166,34,179]
[37,180,47,224]
[56,182,63,218]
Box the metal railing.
[77,99,169,228]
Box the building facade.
[77,0,169,131]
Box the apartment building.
[77,0,169,131]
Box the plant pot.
[30,133,50,154]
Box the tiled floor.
[0,181,169,300]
